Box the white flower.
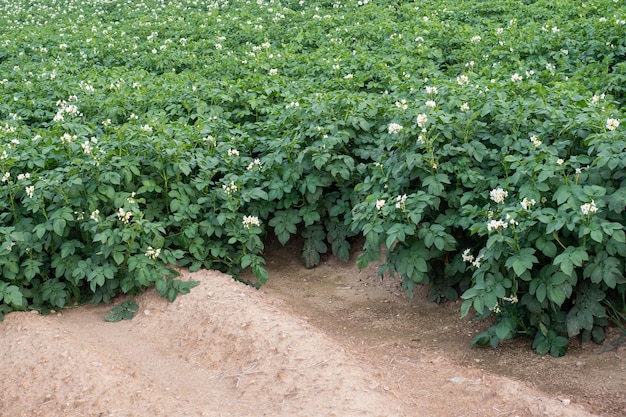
[90,209,100,222]
[145,246,161,260]
[580,201,598,216]
[203,135,216,146]
[506,213,519,226]
[511,73,523,82]
[591,94,605,104]
[520,197,537,210]
[472,254,484,268]
[530,135,542,147]
[242,215,261,229]
[375,199,386,210]
[227,148,239,157]
[61,133,75,143]
[425,100,436,108]
[395,194,407,209]
[395,99,408,110]
[247,158,262,170]
[25,185,35,198]
[79,81,95,92]
[269,68,278,76]
[470,35,481,43]
[462,249,474,263]
[557,158,564,165]
[503,294,519,304]
[387,123,403,134]
[222,181,238,195]
[81,141,93,154]
[215,43,222,50]
[457,74,469,85]
[117,208,133,223]
[65,104,80,116]
[460,103,470,111]
[344,73,354,79]
[489,188,508,203]
[425,86,438,95]
[606,118,620,131]
[2,172,10,183]
[17,173,30,181]
[416,113,428,128]
[141,124,152,133]
[487,219,508,232]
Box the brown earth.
[1,243,624,417]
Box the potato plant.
[1,0,625,355]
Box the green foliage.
[1,0,625,356]
[105,299,139,322]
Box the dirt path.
[1,246,624,416]
[258,245,626,417]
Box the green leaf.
[1,284,26,308]
[331,239,351,262]
[589,229,603,243]
[547,286,566,306]
[53,218,66,236]
[612,229,625,243]
[505,248,538,277]
[470,329,493,347]
[423,175,445,196]
[495,320,513,340]
[300,206,321,227]
[22,259,43,281]
[554,247,588,276]
[41,279,67,309]
[241,254,253,269]
[268,210,301,245]
[460,299,473,318]
[301,237,327,269]
[98,185,116,200]
[252,264,269,285]
[536,283,547,303]
[105,300,139,322]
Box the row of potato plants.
[1,0,625,355]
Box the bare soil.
[1,244,624,417]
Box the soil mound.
[0,269,608,416]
